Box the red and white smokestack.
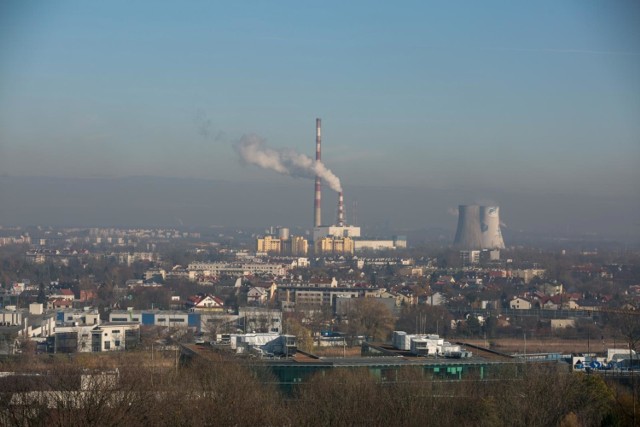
[314,118,322,227]
[337,191,345,227]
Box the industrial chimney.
[337,192,345,226]
[453,205,483,249]
[314,118,322,227]
[480,206,505,249]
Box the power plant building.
[313,225,361,242]
[454,205,505,250]
[310,118,361,250]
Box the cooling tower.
[314,118,322,227]
[480,206,505,249]
[453,205,483,249]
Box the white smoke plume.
[234,134,342,192]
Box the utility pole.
[151,342,154,387]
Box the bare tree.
[344,298,395,343]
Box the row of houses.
[245,281,415,314]
[509,292,614,311]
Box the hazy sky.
[0,2,639,205]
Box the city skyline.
[0,1,639,240]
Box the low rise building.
[509,297,532,310]
[53,322,140,353]
[188,262,287,278]
[186,294,225,312]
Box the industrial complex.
[254,119,410,255]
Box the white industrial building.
[354,236,407,252]
[354,240,396,251]
[392,331,471,358]
[0,303,56,341]
[54,322,140,353]
[313,225,361,242]
[228,332,297,357]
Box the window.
[115,340,121,347]
[104,341,110,350]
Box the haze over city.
[1,1,639,241]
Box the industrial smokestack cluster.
[234,117,348,231]
[313,118,347,229]
[454,205,505,250]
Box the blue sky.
[1,1,639,200]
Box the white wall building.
[313,225,361,241]
[188,262,287,278]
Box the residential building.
[257,236,282,254]
[509,297,532,310]
[188,262,287,278]
[314,237,354,255]
[186,294,225,312]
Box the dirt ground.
[460,337,613,355]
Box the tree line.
[1,352,637,426]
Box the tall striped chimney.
[337,191,345,226]
[314,118,322,227]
